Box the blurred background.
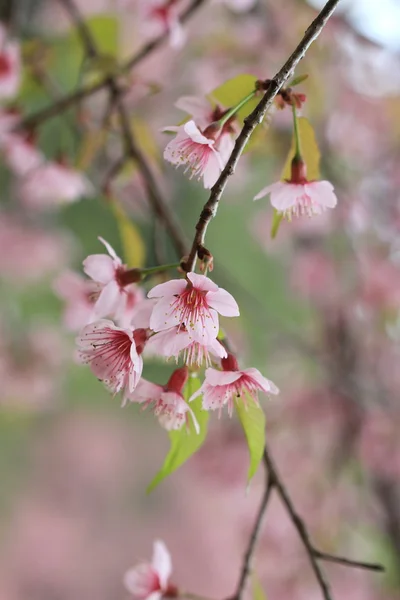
[0,0,400,598]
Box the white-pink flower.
[18,161,93,208]
[83,237,143,322]
[124,540,173,600]
[0,24,21,99]
[1,133,44,176]
[190,354,279,417]
[146,325,227,367]
[76,319,147,394]
[148,272,239,345]
[254,179,337,218]
[128,368,200,432]
[164,120,225,189]
[53,270,101,331]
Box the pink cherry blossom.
[127,368,200,432]
[254,180,337,218]
[190,354,279,416]
[18,161,93,208]
[53,270,101,331]
[121,0,185,48]
[146,325,227,366]
[1,133,44,176]
[76,320,147,395]
[148,272,239,345]
[164,120,225,189]
[124,540,173,600]
[83,237,143,322]
[0,24,21,99]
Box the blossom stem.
[217,90,257,128]
[140,262,181,276]
[292,102,302,160]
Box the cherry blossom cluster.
[56,236,278,432]
[163,88,338,217]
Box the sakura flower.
[121,0,185,48]
[0,24,21,99]
[164,120,225,189]
[83,237,143,322]
[146,325,227,367]
[190,353,279,417]
[124,540,174,600]
[1,133,44,176]
[148,272,239,345]
[53,270,101,331]
[127,367,200,432]
[18,161,93,209]
[254,158,337,219]
[76,319,148,394]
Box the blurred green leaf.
[112,200,146,268]
[270,210,283,239]
[289,74,309,87]
[252,573,268,600]
[147,376,209,492]
[236,395,265,482]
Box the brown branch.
[183,0,341,272]
[314,550,385,572]
[59,0,188,259]
[17,0,206,132]
[232,470,273,600]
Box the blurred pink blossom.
[124,540,173,600]
[53,270,101,331]
[0,24,21,98]
[358,410,400,478]
[254,179,337,218]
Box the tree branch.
[183,0,341,272]
[18,0,207,131]
[232,470,273,600]
[59,0,188,259]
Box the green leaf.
[270,210,283,239]
[288,73,308,87]
[147,376,209,492]
[70,14,119,58]
[209,74,259,123]
[111,200,146,268]
[252,574,268,600]
[235,395,266,482]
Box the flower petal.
[183,120,211,145]
[186,272,218,292]
[207,288,240,317]
[306,180,337,209]
[244,368,280,395]
[98,236,121,262]
[148,278,187,299]
[205,368,242,386]
[92,280,121,318]
[83,254,115,283]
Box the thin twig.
[263,445,333,600]
[233,471,274,600]
[183,0,342,272]
[59,0,188,259]
[314,550,385,572]
[17,0,206,131]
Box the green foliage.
[112,200,146,268]
[209,74,259,123]
[235,394,266,482]
[252,574,268,600]
[289,74,309,87]
[147,376,209,492]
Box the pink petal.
[209,338,228,359]
[152,540,172,587]
[148,278,187,299]
[253,183,276,201]
[149,296,182,333]
[92,280,121,318]
[202,150,223,189]
[270,183,305,211]
[175,95,211,123]
[244,368,280,395]
[83,254,115,283]
[188,381,205,403]
[205,368,242,386]
[98,236,121,262]
[129,354,143,392]
[306,181,337,209]
[146,328,191,358]
[216,133,235,165]
[186,272,218,292]
[75,319,116,350]
[207,288,240,317]
[130,379,163,403]
[183,120,212,145]
[190,307,219,345]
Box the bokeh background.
[1,0,400,598]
